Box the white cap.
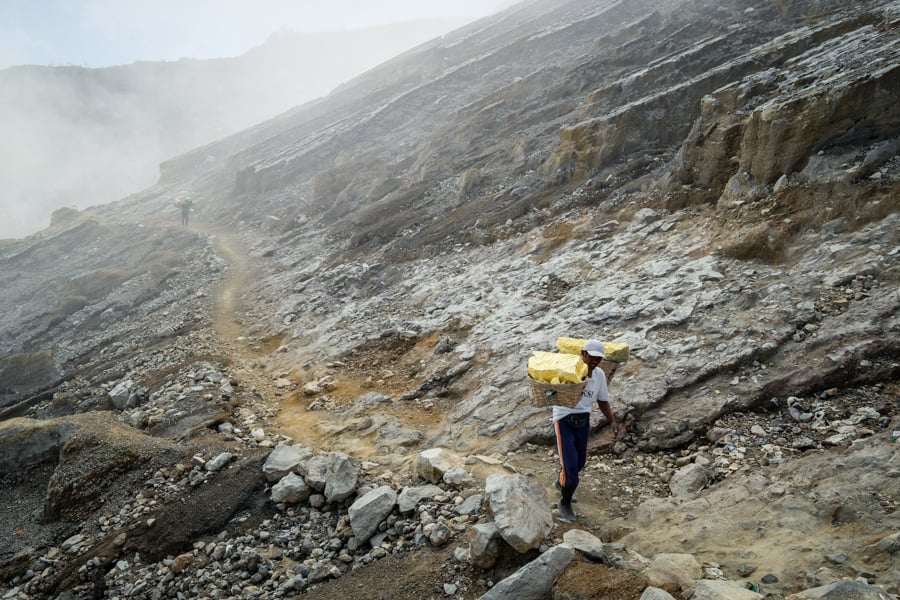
[583,339,605,358]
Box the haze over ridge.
[0,17,478,239]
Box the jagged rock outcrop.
[670,11,900,206]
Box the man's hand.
[597,401,620,439]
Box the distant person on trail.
[179,197,193,227]
[553,339,620,522]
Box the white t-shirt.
[551,367,609,422]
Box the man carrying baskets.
[553,339,620,522]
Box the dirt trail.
[202,227,650,531]
[203,230,324,439]
[204,228,405,457]
[207,231,249,344]
[196,226,809,600]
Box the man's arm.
[597,400,620,438]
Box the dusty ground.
[6,224,887,599]
[192,229,664,599]
[298,552,671,600]
[194,227,899,599]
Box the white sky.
[0,0,500,69]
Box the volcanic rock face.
[1,0,899,599]
[672,14,900,205]
[0,221,221,422]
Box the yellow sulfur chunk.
[556,337,586,355]
[556,337,630,363]
[602,342,630,363]
[527,351,587,384]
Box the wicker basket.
[527,360,622,408]
[598,359,621,384]
[528,378,585,408]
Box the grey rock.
[469,522,501,569]
[786,581,894,599]
[375,419,423,447]
[640,588,678,600]
[774,174,789,193]
[307,560,338,584]
[455,494,483,516]
[271,473,311,504]
[476,544,575,600]
[484,474,552,553]
[108,380,134,410]
[324,453,360,502]
[348,485,397,543]
[398,484,444,514]
[205,452,233,472]
[417,448,459,484]
[429,521,452,547]
[443,465,474,487]
[867,532,900,555]
[562,529,608,562]
[669,463,708,497]
[305,452,360,502]
[689,579,763,599]
[262,444,313,482]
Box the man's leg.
[554,418,580,521]
[574,418,590,473]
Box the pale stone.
[643,553,703,591]
[484,474,552,553]
[417,448,459,484]
[271,472,311,504]
[262,444,312,482]
[348,485,397,543]
[477,544,575,600]
[669,463,708,497]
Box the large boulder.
[348,485,397,543]
[262,444,313,483]
[476,544,575,600]
[484,474,552,553]
[305,452,359,502]
[417,448,459,483]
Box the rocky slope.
[1,0,899,599]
